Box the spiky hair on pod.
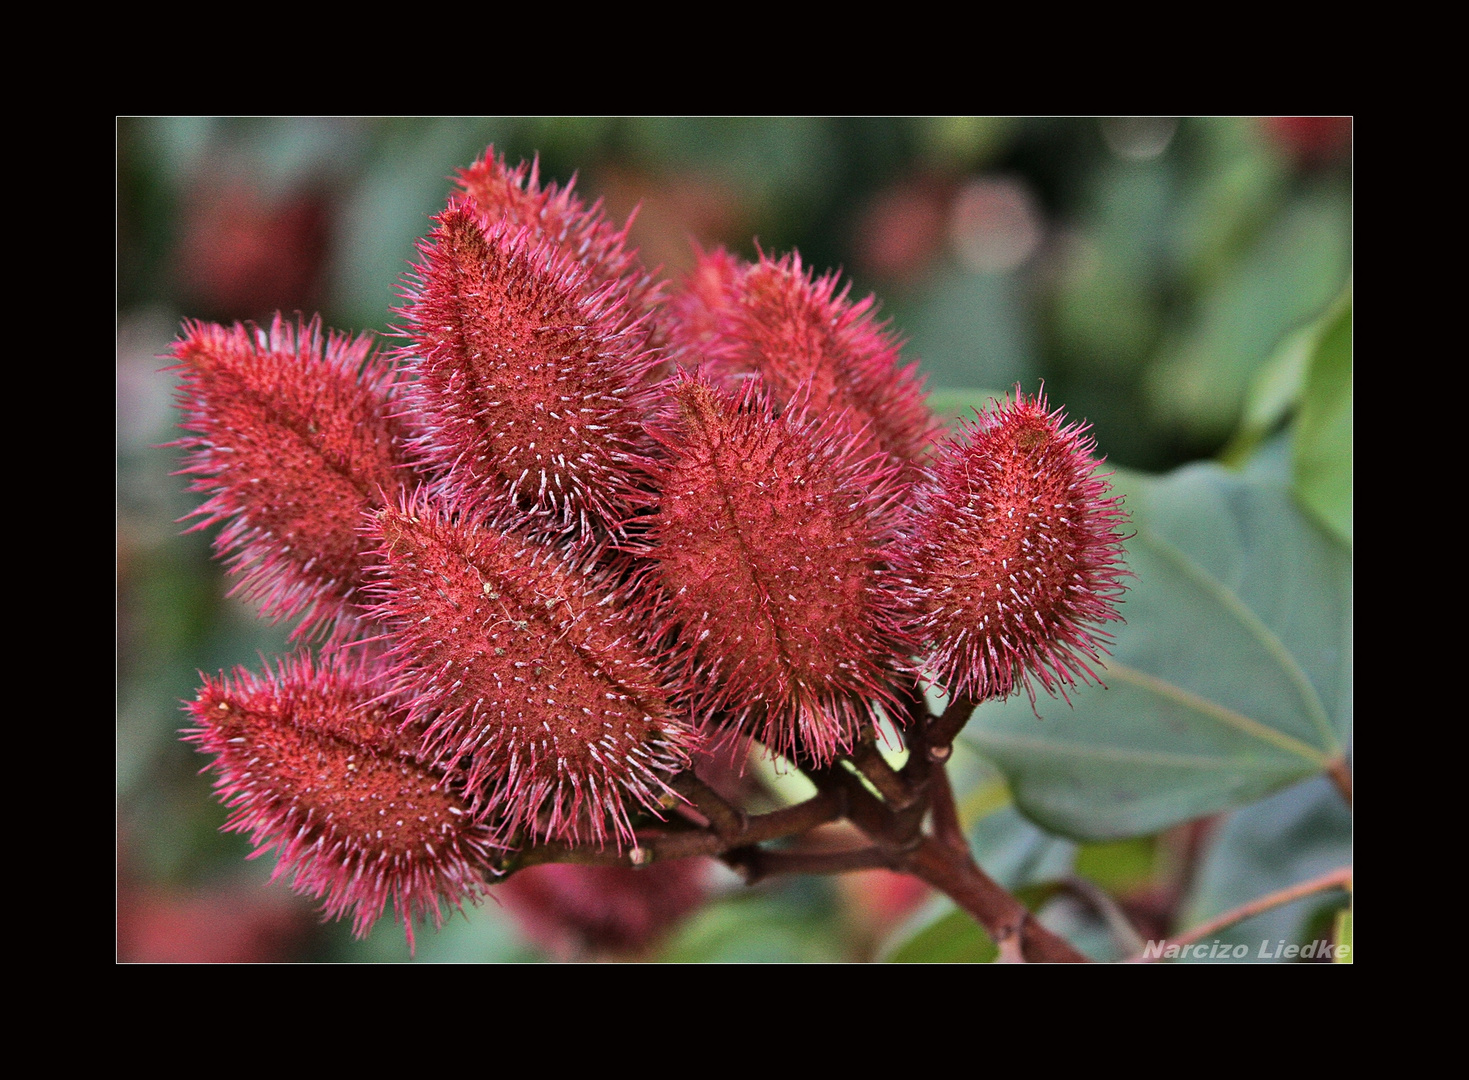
[905,389,1130,707]
[396,202,665,547]
[167,315,419,641]
[365,493,697,849]
[666,247,941,472]
[660,244,749,371]
[645,375,917,766]
[184,650,500,952]
[454,147,663,326]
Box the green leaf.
[1293,288,1352,545]
[1334,908,1353,964]
[347,901,545,963]
[964,462,1351,840]
[969,805,1077,888]
[1177,775,1351,962]
[1144,192,1350,445]
[882,904,998,963]
[653,886,847,963]
[1220,319,1316,466]
[902,269,1038,392]
[1074,837,1158,893]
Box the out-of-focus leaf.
[1222,321,1316,465]
[969,805,1077,889]
[957,774,1011,830]
[1334,908,1353,964]
[1073,837,1157,893]
[336,119,509,332]
[1169,119,1289,288]
[883,904,997,963]
[1176,775,1351,963]
[624,117,838,219]
[1049,154,1172,375]
[1145,193,1350,445]
[654,887,846,963]
[1293,289,1352,544]
[1222,283,1352,537]
[350,902,544,964]
[902,269,1037,392]
[966,463,1351,840]
[915,116,1017,170]
[1050,256,1160,376]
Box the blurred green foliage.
[117,117,1350,962]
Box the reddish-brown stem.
[739,789,850,844]
[926,764,968,854]
[902,835,1090,962]
[927,693,977,754]
[806,759,1089,962]
[503,787,847,872]
[847,738,915,809]
[816,763,906,845]
[671,771,746,838]
[502,690,1095,963]
[728,844,896,882]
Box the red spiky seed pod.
[167,315,417,640]
[647,376,915,765]
[661,245,749,371]
[184,651,499,951]
[454,147,663,324]
[397,203,664,544]
[366,496,696,848]
[906,390,1129,705]
[690,249,940,470]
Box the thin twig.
[926,693,977,756]
[499,706,1098,965]
[1128,865,1353,962]
[927,762,968,854]
[671,771,746,838]
[810,763,902,845]
[847,739,916,809]
[726,844,897,883]
[741,788,848,843]
[500,786,847,874]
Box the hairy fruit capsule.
[367,496,696,848]
[907,390,1129,706]
[647,376,915,764]
[184,651,499,951]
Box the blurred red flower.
[173,177,332,320]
